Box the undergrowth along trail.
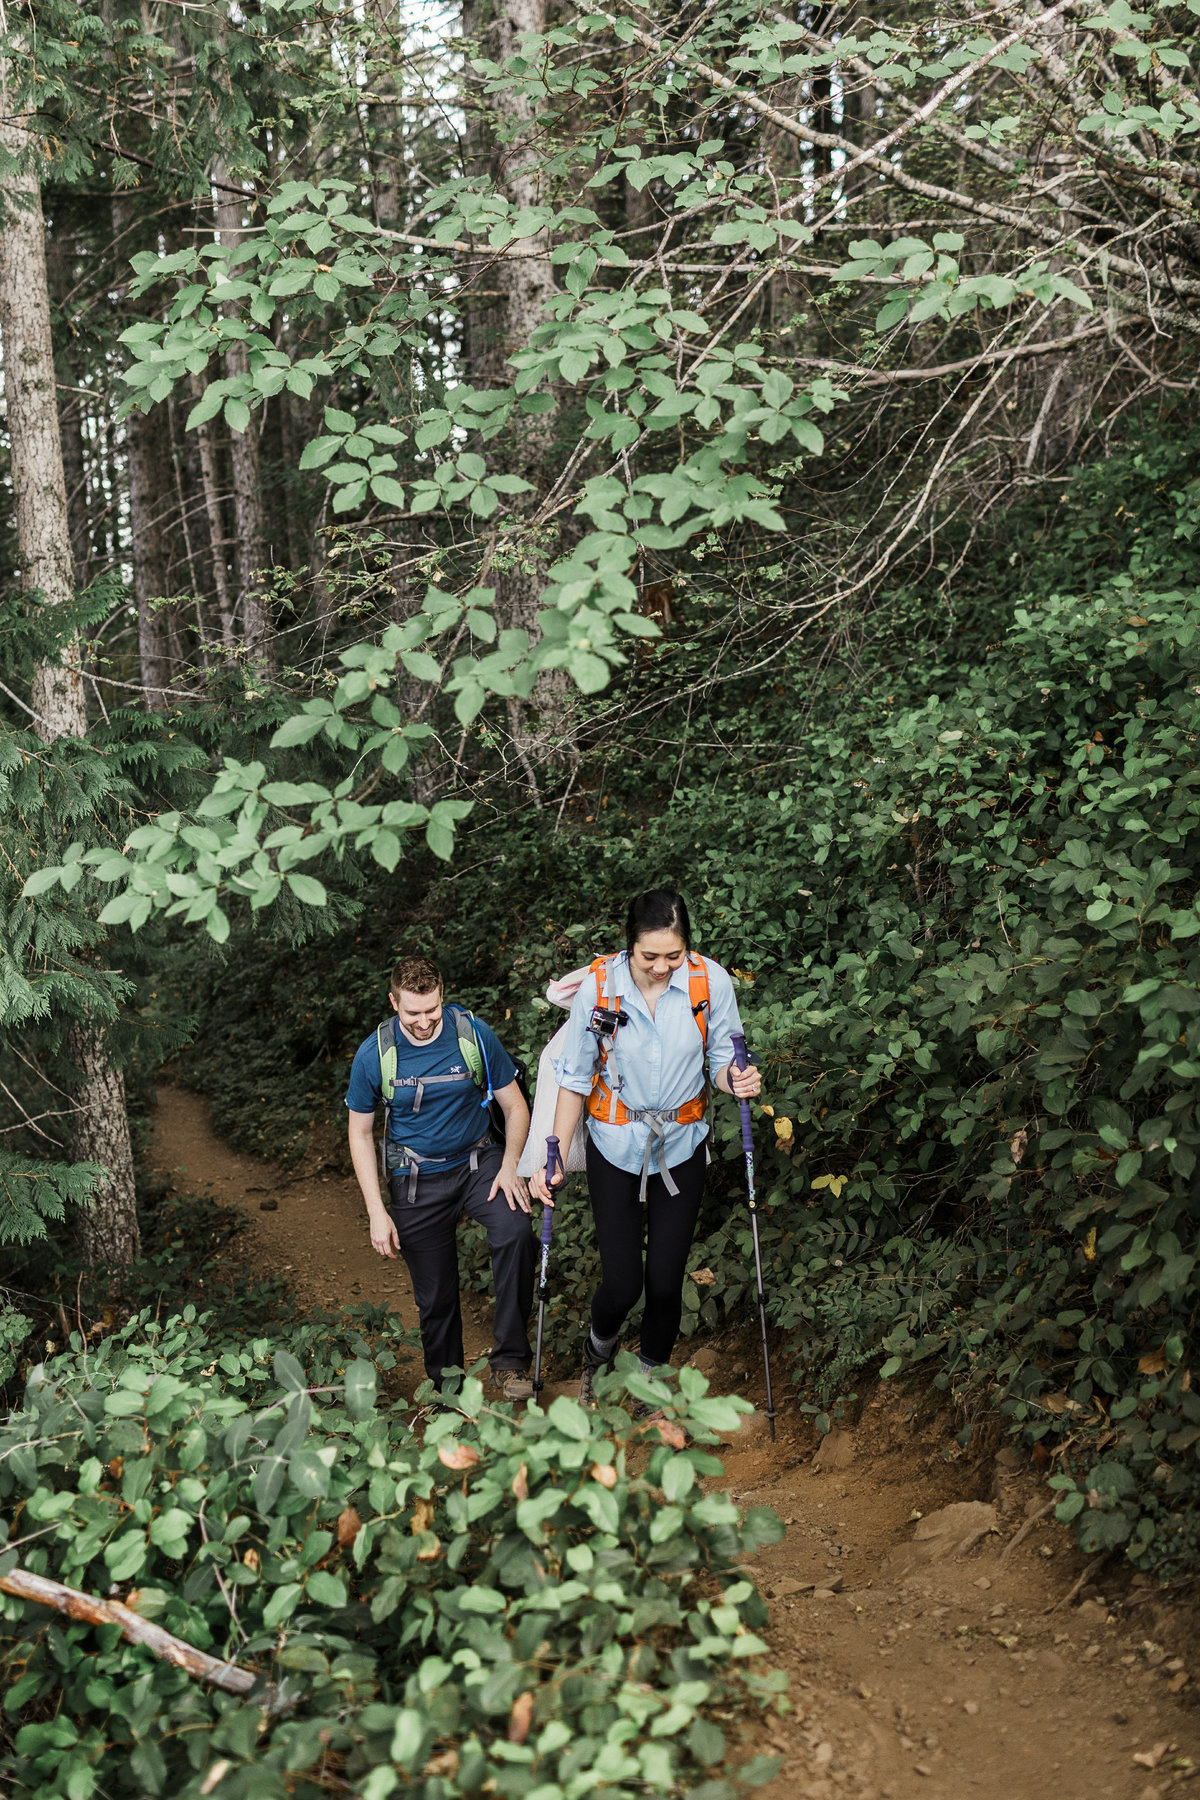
[149,1085,1200,1800]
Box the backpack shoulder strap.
[448,1005,490,1099]
[590,954,619,1007]
[687,955,710,1049]
[376,1020,397,1102]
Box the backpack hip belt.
[620,1101,707,1205]
[584,952,711,1202]
[385,1130,495,1205]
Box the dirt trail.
[150,1087,1200,1800]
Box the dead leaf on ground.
[438,1441,480,1471]
[337,1505,362,1548]
[512,1462,529,1500]
[1138,1347,1167,1375]
[508,1691,534,1745]
[1039,1392,1080,1414]
[423,1750,459,1778]
[1132,1741,1170,1770]
[591,1462,617,1488]
[690,1268,715,1286]
[656,1421,687,1449]
[410,1498,434,1536]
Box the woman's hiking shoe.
[579,1337,611,1407]
[492,1367,533,1403]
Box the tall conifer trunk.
[212,157,272,662]
[0,105,140,1267]
[462,0,572,788]
[113,194,174,707]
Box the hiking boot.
[579,1336,612,1407]
[491,1366,533,1403]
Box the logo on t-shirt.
[450,1064,466,1074]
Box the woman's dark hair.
[626,888,691,955]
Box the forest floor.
[150,1085,1200,1800]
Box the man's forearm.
[499,1097,530,1163]
[349,1130,387,1216]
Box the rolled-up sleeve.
[703,959,745,1081]
[555,972,601,1095]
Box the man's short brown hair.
[390,954,443,998]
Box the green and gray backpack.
[375,1005,530,1180]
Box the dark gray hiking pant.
[387,1143,534,1386]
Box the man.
[346,954,534,1401]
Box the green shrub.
[0,1310,784,1800]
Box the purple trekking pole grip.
[543,1136,562,1247]
[730,1034,755,1156]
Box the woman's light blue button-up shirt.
[555,952,744,1178]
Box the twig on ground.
[1000,1497,1056,1560]
[1045,1549,1115,1614]
[0,1566,286,1708]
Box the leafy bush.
[0,1311,784,1800]
[0,1307,31,1387]
[163,430,1200,1577]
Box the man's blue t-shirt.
[345,1009,517,1168]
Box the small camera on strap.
[589,1003,623,1040]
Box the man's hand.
[369,1208,401,1258]
[488,1155,530,1214]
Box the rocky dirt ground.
[150,1086,1200,1800]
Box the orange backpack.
[584,952,710,1126]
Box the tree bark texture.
[212,157,272,662]
[126,400,176,705]
[112,194,175,705]
[0,127,85,738]
[63,1022,139,1266]
[462,0,572,782]
[462,0,557,402]
[0,103,140,1267]
[45,226,94,589]
[190,371,237,647]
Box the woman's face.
[630,929,687,988]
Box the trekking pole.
[532,1135,561,1401]
[730,1034,777,1441]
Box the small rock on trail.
[812,1426,855,1472]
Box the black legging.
[586,1136,708,1366]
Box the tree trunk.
[127,400,176,705]
[462,0,571,787]
[0,100,140,1266]
[190,370,236,647]
[112,194,174,706]
[212,156,272,663]
[44,223,94,588]
[64,1023,139,1266]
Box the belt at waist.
[384,1131,494,1204]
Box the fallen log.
[1,1565,259,1698]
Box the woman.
[530,888,761,1404]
